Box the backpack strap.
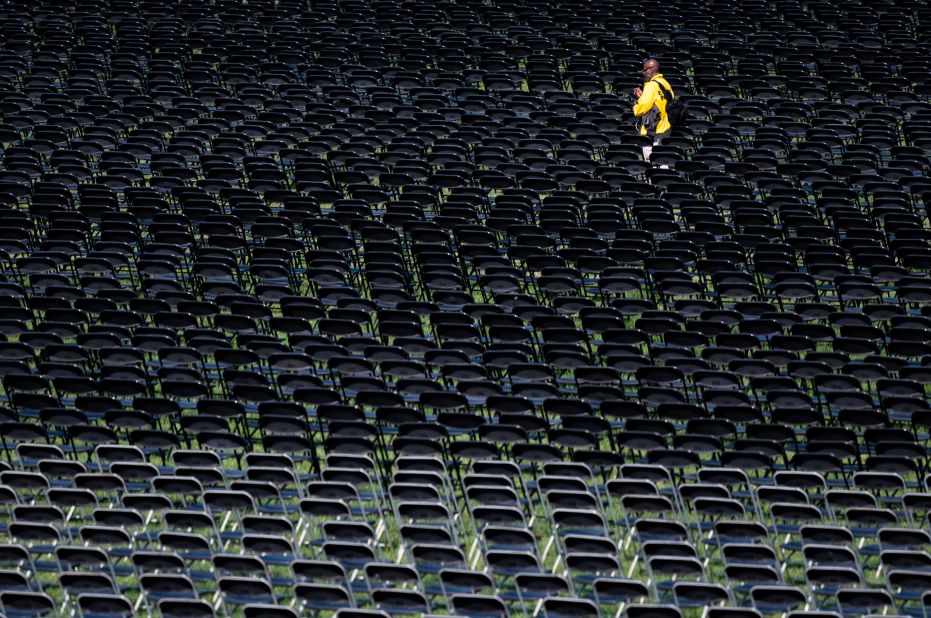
[652,77,674,102]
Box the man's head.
[642,59,660,80]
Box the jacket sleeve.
[633,81,659,117]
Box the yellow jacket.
[633,74,674,136]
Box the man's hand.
[632,87,642,97]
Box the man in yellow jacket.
[632,59,674,166]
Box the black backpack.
[655,80,688,127]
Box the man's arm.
[632,81,658,117]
